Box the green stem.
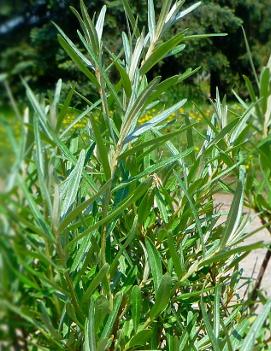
[3,79,21,120]
[96,66,116,145]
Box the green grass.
[0,105,18,179]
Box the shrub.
[0,1,271,350]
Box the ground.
[214,193,271,297]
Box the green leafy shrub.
[1,1,271,350]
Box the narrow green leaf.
[185,114,195,163]
[150,67,200,101]
[127,329,152,349]
[83,264,109,304]
[145,238,163,292]
[122,76,161,134]
[90,115,111,180]
[241,26,259,87]
[205,118,239,151]
[55,23,93,68]
[114,59,132,97]
[184,33,227,40]
[141,33,185,75]
[33,117,52,214]
[95,297,110,334]
[176,172,205,255]
[260,67,270,113]
[57,87,74,131]
[200,301,220,351]
[121,0,140,37]
[120,126,194,159]
[60,149,85,217]
[167,231,183,278]
[148,0,156,41]
[166,43,185,57]
[84,299,97,351]
[95,5,107,45]
[129,33,145,80]
[39,301,60,340]
[68,181,150,245]
[125,99,187,142]
[59,181,111,232]
[80,0,99,51]
[155,191,168,223]
[175,2,201,21]
[220,179,244,250]
[176,286,216,301]
[110,216,138,275]
[240,299,271,351]
[131,285,142,331]
[122,31,131,63]
[200,242,264,267]
[17,176,53,240]
[157,0,173,32]
[56,28,98,87]
[214,285,221,339]
[100,292,123,339]
[134,150,192,180]
[150,273,172,320]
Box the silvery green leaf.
[124,99,186,143]
[175,1,201,21]
[84,300,96,351]
[140,32,185,75]
[54,23,94,69]
[122,76,160,131]
[60,105,94,138]
[95,5,107,45]
[157,0,173,31]
[219,171,245,250]
[80,0,99,51]
[53,79,62,107]
[144,32,151,46]
[229,101,258,144]
[165,1,185,25]
[165,43,185,58]
[60,149,86,217]
[122,32,131,64]
[148,0,156,42]
[129,33,145,80]
[121,0,140,38]
[50,79,62,129]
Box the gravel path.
[214,193,271,297]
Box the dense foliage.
[1,1,271,350]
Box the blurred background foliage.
[0,0,271,105]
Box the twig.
[250,247,271,302]
[250,211,271,302]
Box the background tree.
[1,0,271,102]
[160,0,271,97]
